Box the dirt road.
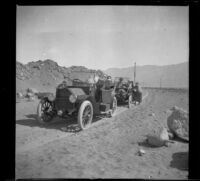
[16,88,188,179]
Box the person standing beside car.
[135,82,142,93]
[135,82,142,104]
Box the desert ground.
[16,88,188,179]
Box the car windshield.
[68,88,86,96]
[114,77,130,83]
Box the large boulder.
[167,106,189,141]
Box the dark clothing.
[135,85,142,93]
[132,85,142,103]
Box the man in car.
[135,82,142,104]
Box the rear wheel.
[37,99,55,124]
[78,100,93,130]
[138,92,142,104]
[128,95,134,108]
[110,96,117,117]
[132,92,138,105]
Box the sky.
[16,6,189,70]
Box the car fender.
[41,96,55,105]
[76,95,96,113]
[76,95,90,108]
[41,96,48,102]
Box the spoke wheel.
[110,97,117,117]
[37,99,55,124]
[128,95,134,108]
[132,93,137,105]
[78,101,93,130]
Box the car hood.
[68,87,86,96]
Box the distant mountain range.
[16,59,106,93]
[104,62,188,88]
[16,60,188,93]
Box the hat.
[119,77,123,82]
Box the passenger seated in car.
[117,77,124,88]
[95,77,113,102]
[102,78,112,90]
[95,79,104,102]
[135,82,142,93]
[128,81,134,93]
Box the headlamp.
[69,94,77,103]
[47,94,55,101]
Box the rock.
[27,88,38,94]
[16,92,23,98]
[149,113,155,117]
[27,92,34,97]
[164,142,169,147]
[147,127,170,147]
[32,65,41,70]
[168,131,174,140]
[167,106,189,141]
[27,96,35,101]
[147,135,165,147]
[159,127,169,141]
[138,148,146,156]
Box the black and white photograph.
[16,5,189,179]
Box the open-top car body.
[114,77,134,108]
[37,79,117,130]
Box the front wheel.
[37,99,55,124]
[78,100,93,130]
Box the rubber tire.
[78,100,93,130]
[110,97,117,117]
[37,99,54,124]
[128,95,134,109]
[138,92,142,103]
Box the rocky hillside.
[16,59,105,93]
[104,62,188,88]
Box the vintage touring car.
[114,77,135,108]
[114,77,143,107]
[37,79,117,130]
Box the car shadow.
[137,139,160,148]
[92,116,104,123]
[117,102,129,108]
[137,137,188,149]
[170,152,188,171]
[16,114,82,133]
[172,136,189,143]
[16,113,108,133]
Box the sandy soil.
[16,88,188,179]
